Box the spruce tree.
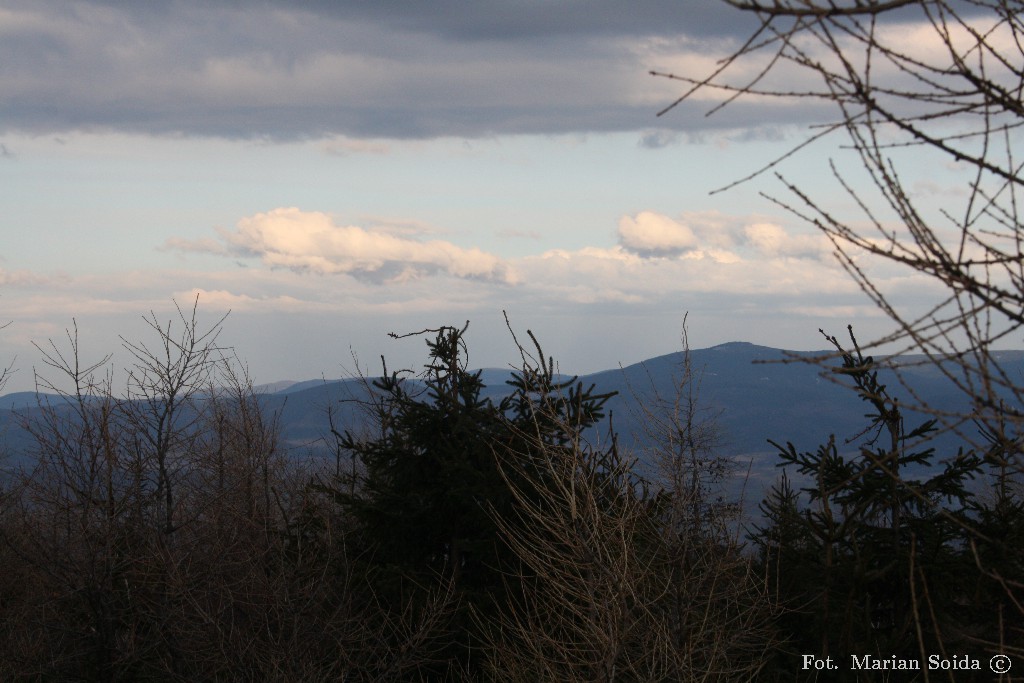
[752,327,982,673]
[324,322,615,679]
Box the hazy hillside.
[3,341,1010,502]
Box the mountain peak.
[708,341,757,351]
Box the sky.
[0,0,982,393]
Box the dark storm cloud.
[316,0,763,41]
[0,0,799,140]
[85,0,760,41]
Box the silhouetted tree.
[752,328,986,679]
[324,321,616,679]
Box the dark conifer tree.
[752,327,983,677]
[325,322,615,679]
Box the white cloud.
[617,211,698,256]
[172,207,518,284]
[520,241,855,303]
[496,209,896,307]
[744,222,829,258]
[614,210,830,262]
[610,208,835,264]
[0,267,55,288]
[321,136,392,157]
[161,236,229,256]
[171,288,322,313]
[783,304,886,320]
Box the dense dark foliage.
[752,328,1023,681]
[320,323,616,678]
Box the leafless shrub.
[479,328,774,682]
[0,302,463,681]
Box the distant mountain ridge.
[3,342,1019,501]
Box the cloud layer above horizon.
[159,205,865,306]
[0,0,809,140]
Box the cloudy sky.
[0,0,972,392]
